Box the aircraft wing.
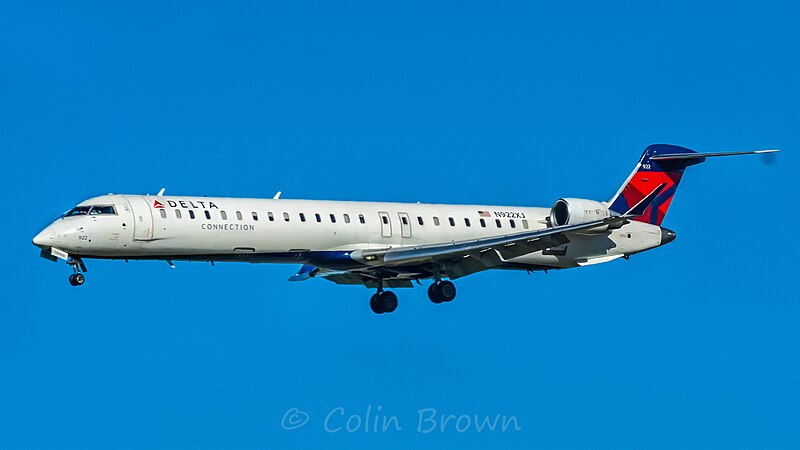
[289,214,635,287]
[289,183,665,286]
[349,215,630,279]
[290,214,636,287]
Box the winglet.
[288,264,318,281]
[273,191,282,200]
[157,188,166,196]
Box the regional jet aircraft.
[33,145,775,314]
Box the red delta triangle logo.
[153,200,164,209]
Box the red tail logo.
[153,200,164,209]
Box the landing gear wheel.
[69,273,85,286]
[379,291,398,313]
[428,282,444,304]
[370,293,383,314]
[436,280,456,302]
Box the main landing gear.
[368,278,458,314]
[428,280,456,304]
[67,257,87,286]
[370,290,398,314]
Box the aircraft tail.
[607,144,777,225]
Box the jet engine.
[549,198,620,232]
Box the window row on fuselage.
[156,208,531,230]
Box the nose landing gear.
[67,257,87,286]
[68,273,85,286]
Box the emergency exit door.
[378,211,392,238]
[398,212,412,238]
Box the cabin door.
[126,196,155,240]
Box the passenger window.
[204,210,211,220]
[175,209,182,219]
[315,213,321,223]
[359,214,365,224]
[401,216,408,225]
[510,219,516,228]
[465,218,471,227]
[283,212,290,222]
[417,216,424,225]
[480,218,486,227]
[236,211,243,221]
[159,209,167,219]
[344,214,351,224]
[448,217,455,226]
[252,212,258,221]
[433,217,440,226]
[495,219,501,228]
[522,219,529,229]
[382,216,389,224]
[221,211,228,220]
[330,214,336,223]
[300,213,306,222]
[268,212,274,221]
[189,210,195,219]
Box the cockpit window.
[65,206,91,217]
[88,205,116,215]
[65,205,116,217]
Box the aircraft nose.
[660,227,677,245]
[33,227,54,249]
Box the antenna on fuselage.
[273,191,282,200]
[157,188,166,196]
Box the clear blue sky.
[1,1,798,448]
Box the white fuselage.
[33,194,664,273]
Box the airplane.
[32,144,776,314]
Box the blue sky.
[1,0,798,448]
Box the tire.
[379,291,398,313]
[68,274,78,286]
[370,293,383,314]
[437,280,456,302]
[428,282,443,304]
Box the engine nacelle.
[550,198,618,232]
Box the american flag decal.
[478,211,491,217]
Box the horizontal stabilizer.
[650,149,778,161]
